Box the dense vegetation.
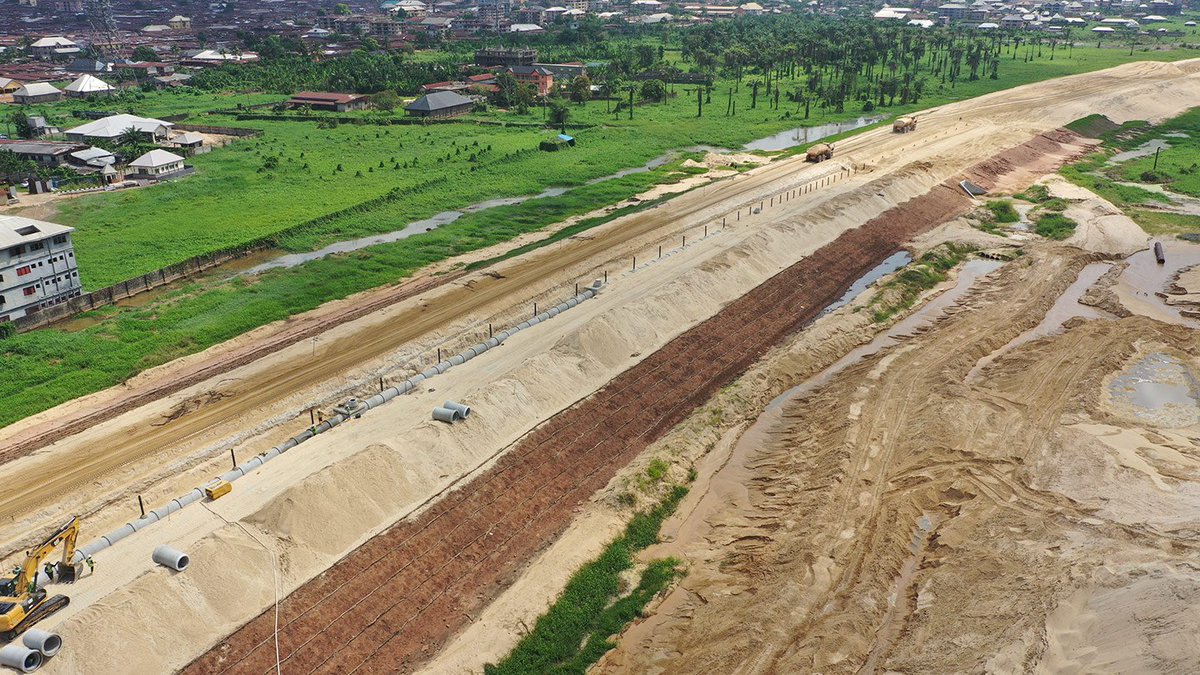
[486,485,688,675]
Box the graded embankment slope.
[599,244,1200,674]
[13,58,1200,675]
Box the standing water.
[243,120,883,275]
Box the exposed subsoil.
[182,132,1083,675]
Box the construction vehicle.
[0,517,88,642]
[806,143,834,163]
[893,116,917,133]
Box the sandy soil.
[6,58,1200,673]
[596,248,1200,673]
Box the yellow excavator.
[0,517,89,642]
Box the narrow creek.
[661,255,1003,550]
[242,116,883,275]
[966,262,1116,382]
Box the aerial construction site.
[2,58,1200,674]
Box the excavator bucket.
[52,561,80,584]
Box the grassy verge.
[1035,212,1080,239]
[485,485,688,675]
[867,244,977,323]
[0,162,694,428]
[985,199,1019,223]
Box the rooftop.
[0,215,73,249]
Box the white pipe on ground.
[21,631,61,658]
[152,545,190,571]
[0,645,42,673]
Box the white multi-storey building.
[0,215,83,323]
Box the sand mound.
[1032,175,1149,255]
[245,443,413,556]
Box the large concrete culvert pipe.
[0,645,42,673]
[21,631,61,658]
[443,401,471,418]
[73,280,606,565]
[432,407,463,423]
[152,545,190,571]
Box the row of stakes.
[129,159,864,516]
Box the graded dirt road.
[599,244,1200,673]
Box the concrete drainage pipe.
[432,407,463,423]
[152,545,190,571]
[443,401,471,418]
[21,630,61,658]
[0,645,43,673]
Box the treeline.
[188,50,461,94]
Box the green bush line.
[869,244,976,323]
[485,485,689,675]
[464,169,710,272]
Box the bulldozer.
[0,517,88,642]
[893,116,917,133]
[805,143,834,162]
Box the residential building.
[25,117,60,138]
[404,91,474,118]
[0,215,82,323]
[29,37,79,60]
[534,61,588,79]
[66,58,111,73]
[507,65,554,96]
[127,149,186,179]
[0,140,86,167]
[1000,13,1026,27]
[936,3,968,19]
[168,15,193,29]
[0,78,20,94]
[64,74,115,98]
[475,47,537,67]
[285,92,371,112]
[170,133,205,153]
[12,83,63,104]
[418,16,456,34]
[65,114,173,143]
[68,147,116,169]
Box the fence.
[174,123,264,137]
[12,244,267,332]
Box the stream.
[243,116,883,275]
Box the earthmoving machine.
[0,517,88,642]
[893,116,917,133]
[806,143,834,162]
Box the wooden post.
[230,448,236,469]
[379,377,384,392]
[533,302,537,317]
[138,495,145,518]
[489,323,493,337]
[658,245,662,259]
[310,408,315,425]
[632,256,636,271]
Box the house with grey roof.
[404,91,474,118]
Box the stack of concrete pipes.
[73,279,605,566]
[0,630,63,672]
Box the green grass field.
[1060,107,1200,235]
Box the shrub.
[1035,213,1078,240]
[985,199,1019,223]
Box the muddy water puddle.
[1115,241,1200,327]
[741,115,885,152]
[775,257,1003,409]
[967,262,1116,382]
[1108,138,1172,165]
[819,251,912,319]
[1108,352,1200,428]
